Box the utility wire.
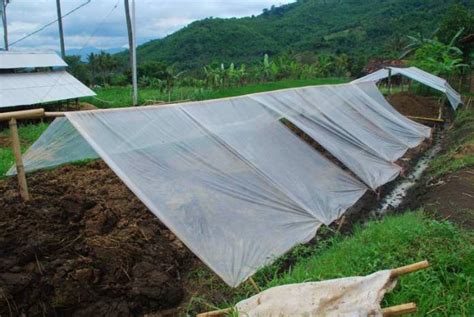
[37,0,121,103]
[10,0,92,46]
[78,0,119,51]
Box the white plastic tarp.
[0,51,67,69]
[0,70,96,108]
[250,82,430,189]
[6,118,98,175]
[181,97,366,224]
[352,66,462,110]
[52,106,366,287]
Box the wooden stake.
[390,260,429,279]
[248,277,261,293]
[9,118,30,201]
[382,303,417,316]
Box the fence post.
[9,118,30,201]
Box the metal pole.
[56,0,66,58]
[1,0,8,50]
[131,0,138,106]
[124,0,138,106]
[388,68,392,95]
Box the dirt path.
[0,162,193,316]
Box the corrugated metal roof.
[0,51,67,69]
[0,70,96,108]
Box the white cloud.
[2,0,294,52]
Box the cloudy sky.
[3,0,294,52]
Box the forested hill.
[131,0,473,69]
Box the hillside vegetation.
[128,0,473,69]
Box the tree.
[65,55,90,85]
[410,30,468,78]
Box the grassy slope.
[84,78,348,108]
[188,212,473,316]
[262,212,473,315]
[430,107,474,177]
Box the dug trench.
[0,93,465,316]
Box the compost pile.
[0,161,193,316]
[388,93,440,118]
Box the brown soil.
[401,168,474,229]
[387,93,441,118]
[0,161,193,316]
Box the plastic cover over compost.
[62,105,366,287]
[8,82,432,286]
[352,66,462,110]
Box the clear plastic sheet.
[63,106,366,287]
[249,82,430,189]
[352,66,462,110]
[181,97,366,224]
[6,118,98,176]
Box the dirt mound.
[388,93,441,118]
[401,168,474,229]
[0,161,193,316]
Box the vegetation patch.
[83,78,348,108]
[430,107,474,177]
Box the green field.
[84,78,349,108]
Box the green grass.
[187,212,473,316]
[0,122,49,176]
[429,107,474,177]
[83,78,349,108]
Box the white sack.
[236,270,396,316]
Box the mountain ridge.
[121,0,473,69]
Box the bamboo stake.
[406,115,444,123]
[248,277,261,293]
[382,303,417,316]
[196,308,232,317]
[9,118,30,201]
[390,260,429,278]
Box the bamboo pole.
[0,108,44,121]
[382,303,417,316]
[44,111,66,117]
[196,308,232,317]
[248,277,261,293]
[406,115,444,123]
[9,118,30,201]
[390,260,429,278]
